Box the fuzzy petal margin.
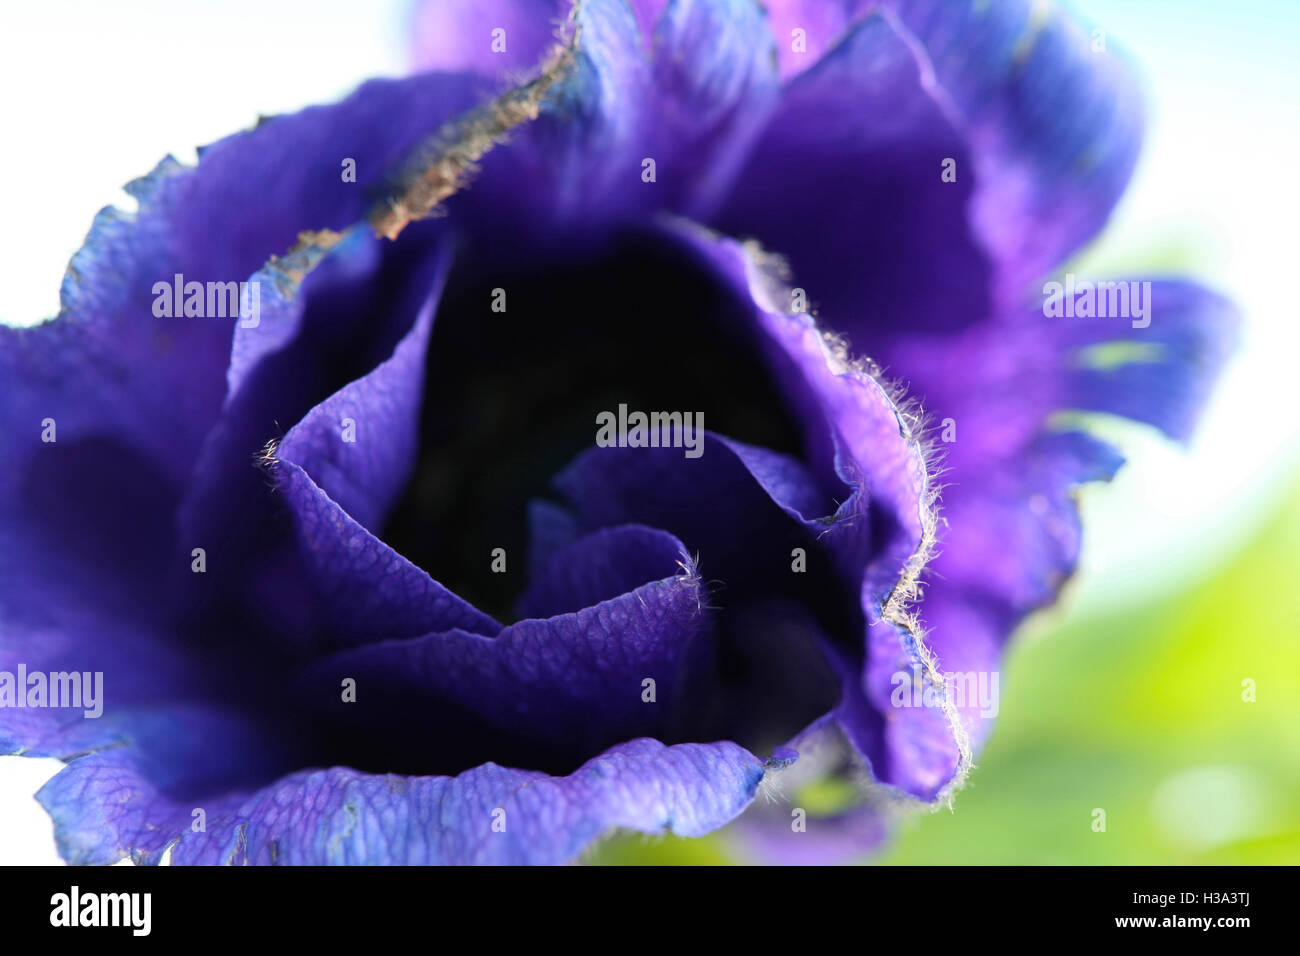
[659,220,964,804]
[442,0,779,238]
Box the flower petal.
[2,72,508,692]
[0,383,202,756]
[298,545,708,772]
[761,1,869,80]
[274,239,449,534]
[33,705,288,865]
[173,227,435,591]
[40,736,766,865]
[8,71,494,479]
[248,239,495,654]
[517,523,695,619]
[273,460,501,649]
[1057,279,1240,442]
[716,12,992,345]
[185,737,765,865]
[552,433,851,599]
[453,0,779,235]
[885,0,1146,297]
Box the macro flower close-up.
[5,0,1285,874]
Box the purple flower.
[0,0,1236,865]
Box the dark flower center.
[384,226,809,622]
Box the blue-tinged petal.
[548,432,874,754]
[869,430,1125,785]
[2,73,506,704]
[172,230,472,652]
[7,71,493,480]
[274,239,451,534]
[273,460,501,649]
[299,546,708,767]
[517,524,693,619]
[180,73,491,263]
[1057,279,1240,442]
[451,0,779,237]
[551,432,854,601]
[179,738,765,865]
[34,705,288,865]
[448,0,649,236]
[934,430,1122,616]
[647,0,781,219]
[884,0,1146,297]
[863,617,968,799]
[0,579,198,759]
[222,227,382,402]
[255,239,506,650]
[42,735,766,865]
[0,401,204,757]
[716,11,992,345]
[884,280,1238,621]
[173,228,389,572]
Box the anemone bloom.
[0,0,1235,865]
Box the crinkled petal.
[299,545,708,770]
[41,736,766,865]
[2,73,506,706]
[33,704,290,865]
[193,737,765,865]
[175,229,406,571]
